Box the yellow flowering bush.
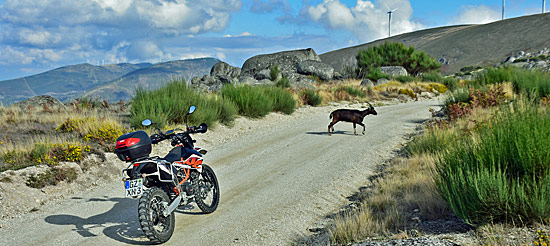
[534,230,550,246]
[32,143,91,166]
[55,118,84,133]
[425,83,448,93]
[83,122,126,146]
[398,88,416,99]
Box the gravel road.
[0,100,441,246]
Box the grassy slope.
[320,13,550,75]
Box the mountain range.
[0,58,219,105]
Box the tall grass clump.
[302,89,322,106]
[130,79,237,127]
[263,86,296,114]
[474,67,550,100]
[221,84,295,118]
[435,103,550,226]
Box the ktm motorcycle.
[114,105,219,243]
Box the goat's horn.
[367,102,373,107]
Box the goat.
[328,102,377,136]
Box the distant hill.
[0,63,152,105]
[320,13,550,75]
[0,58,218,105]
[82,58,219,102]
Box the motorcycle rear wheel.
[138,187,175,244]
[195,164,220,214]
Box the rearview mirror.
[142,119,152,126]
[188,105,196,114]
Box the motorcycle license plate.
[125,179,143,197]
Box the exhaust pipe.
[163,195,182,217]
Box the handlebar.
[150,123,207,144]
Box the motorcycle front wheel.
[138,187,175,244]
[195,164,220,214]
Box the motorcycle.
[114,105,220,243]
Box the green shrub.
[474,67,550,100]
[421,71,443,82]
[264,87,296,114]
[130,79,237,127]
[302,89,322,106]
[276,76,291,88]
[221,85,295,117]
[394,75,416,83]
[26,167,78,188]
[435,104,550,225]
[357,42,440,77]
[337,86,366,98]
[366,67,390,81]
[441,77,458,91]
[270,65,279,81]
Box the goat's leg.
[328,122,335,136]
[353,122,357,135]
[357,122,366,135]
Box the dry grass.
[330,154,453,244]
[0,105,128,171]
[314,79,448,106]
[476,223,550,246]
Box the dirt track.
[0,99,441,246]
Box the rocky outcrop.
[239,48,326,88]
[241,48,320,78]
[360,78,374,87]
[191,61,241,92]
[211,61,241,78]
[12,95,65,110]
[379,66,408,78]
[297,60,334,81]
[499,47,550,72]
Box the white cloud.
[301,0,424,42]
[451,5,501,25]
[0,0,243,71]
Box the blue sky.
[0,0,546,80]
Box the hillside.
[82,58,219,102]
[320,13,550,74]
[0,63,152,105]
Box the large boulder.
[297,60,334,81]
[379,66,408,78]
[210,61,240,78]
[360,78,374,87]
[240,48,321,79]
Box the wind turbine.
[386,4,398,37]
[502,0,505,20]
[543,0,546,13]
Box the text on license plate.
[125,179,143,197]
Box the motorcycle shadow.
[175,204,203,215]
[44,196,149,245]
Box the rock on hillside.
[191,61,241,92]
[241,48,320,79]
[11,95,65,110]
[320,13,550,75]
[238,48,332,88]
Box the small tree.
[356,42,440,77]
